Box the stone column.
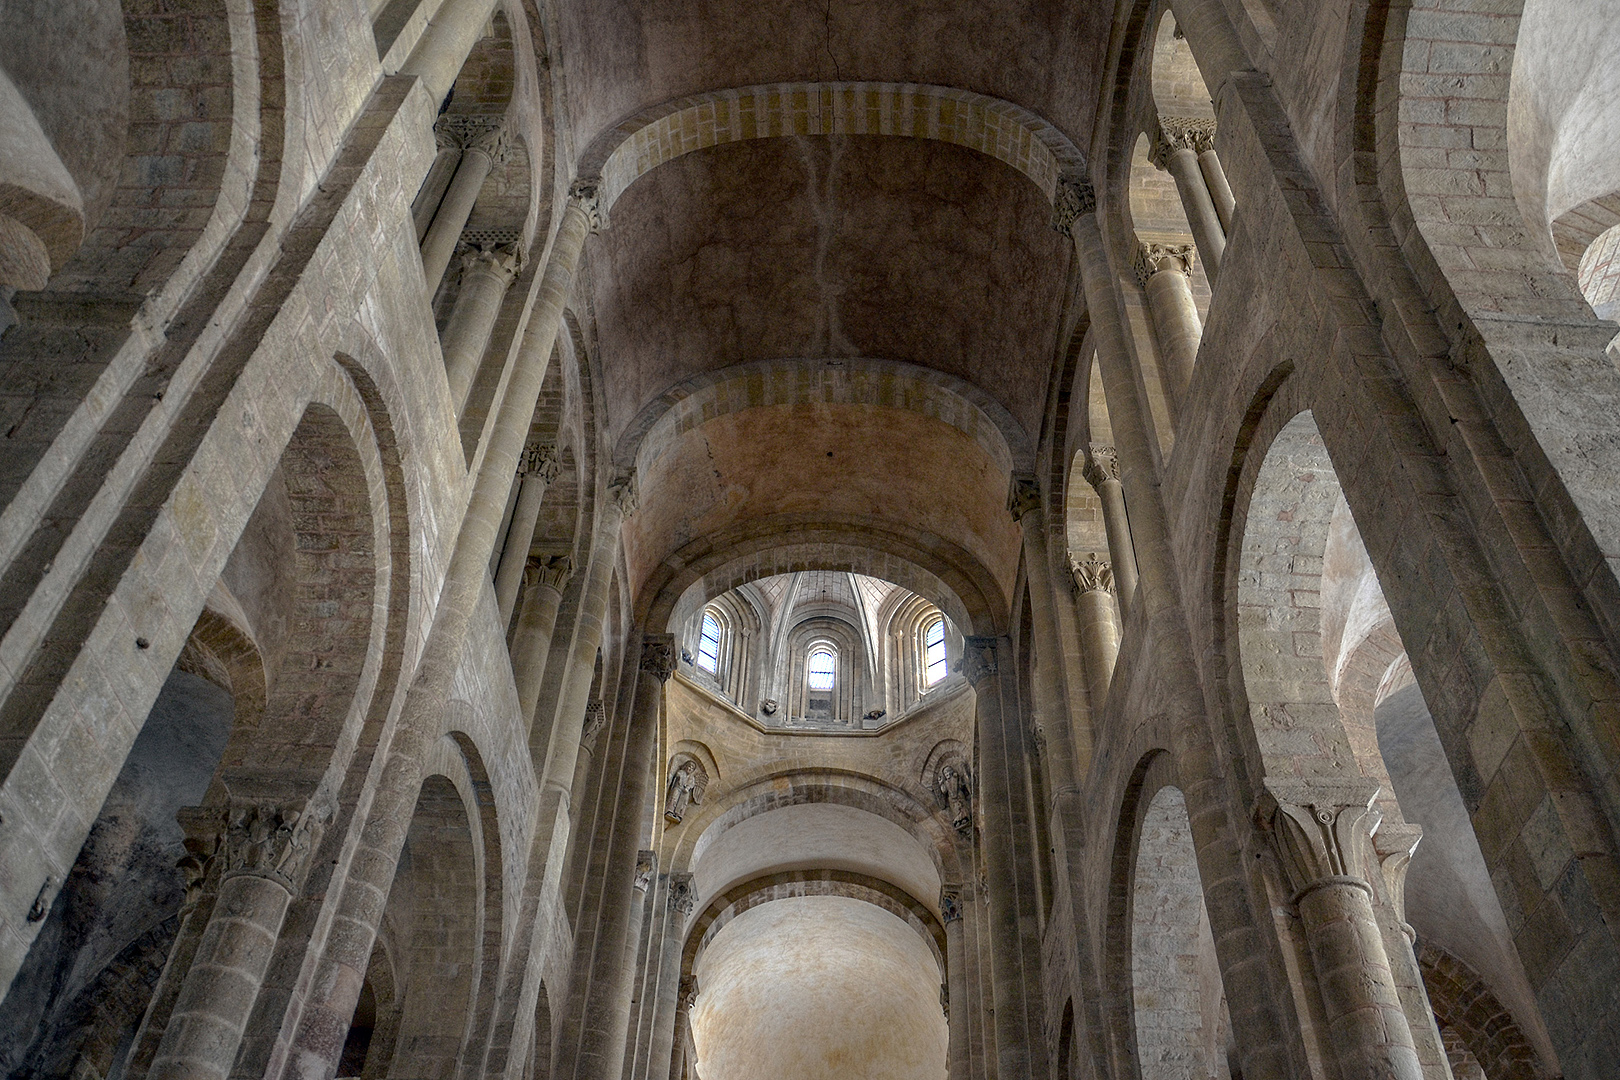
[419,117,507,297]
[555,634,675,1080]
[441,239,522,416]
[1007,475,1085,781]
[149,806,324,1080]
[1067,553,1120,704]
[513,554,574,733]
[941,889,970,1080]
[395,0,501,104]
[1260,778,1424,1080]
[1134,241,1201,419]
[1196,137,1236,234]
[1082,445,1137,615]
[272,179,603,1080]
[960,637,1038,1080]
[1150,118,1225,284]
[494,442,560,624]
[413,118,463,242]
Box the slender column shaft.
[272,183,600,1080]
[413,133,461,242]
[1199,148,1236,233]
[962,638,1037,1080]
[1151,119,1226,284]
[396,0,500,103]
[1082,446,1137,615]
[419,120,505,296]
[150,808,320,1080]
[1068,554,1120,704]
[943,892,969,1080]
[555,634,673,1080]
[1008,480,1085,783]
[493,443,559,624]
[441,243,521,415]
[513,556,572,732]
[1135,242,1202,419]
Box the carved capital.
[1150,116,1217,168]
[608,469,638,518]
[1258,777,1384,900]
[223,804,324,892]
[634,850,657,892]
[580,700,607,746]
[668,873,697,915]
[1373,822,1423,921]
[641,633,677,683]
[1069,552,1115,596]
[1051,173,1096,236]
[524,553,574,592]
[1133,241,1196,288]
[1006,472,1042,522]
[456,238,523,282]
[957,636,999,687]
[678,975,700,1011]
[569,176,606,234]
[939,888,963,923]
[437,115,508,161]
[1082,444,1120,489]
[521,441,561,482]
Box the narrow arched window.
[923,617,948,686]
[697,612,722,674]
[807,646,836,691]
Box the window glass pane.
[807,648,836,691]
[697,613,721,673]
[924,618,948,685]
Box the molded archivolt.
[578,82,1088,220]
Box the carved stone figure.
[660,757,706,822]
[634,850,656,892]
[938,763,973,834]
[760,698,779,715]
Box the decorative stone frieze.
[1132,241,1197,288]
[1149,116,1218,168]
[958,636,999,686]
[1069,553,1115,596]
[608,468,638,517]
[1006,472,1042,522]
[520,442,561,482]
[1258,777,1384,900]
[634,850,656,892]
[642,634,678,683]
[1051,174,1096,236]
[668,873,697,915]
[1083,444,1120,488]
[524,553,574,591]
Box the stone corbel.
[524,553,574,592]
[1132,241,1197,288]
[1051,173,1096,236]
[1069,553,1114,596]
[1257,777,1383,902]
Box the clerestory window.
[807,646,836,691]
[697,612,722,674]
[924,617,948,686]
